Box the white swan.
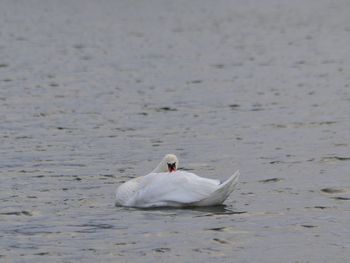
[115,154,239,208]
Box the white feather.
[115,170,239,208]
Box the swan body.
[115,154,239,208]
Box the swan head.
[152,154,179,173]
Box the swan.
[115,154,239,208]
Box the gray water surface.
[1,0,350,262]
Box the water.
[1,0,350,262]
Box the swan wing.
[126,171,220,207]
[191,170,239,206]
[115,177,145,206]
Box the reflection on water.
[133,204,246,216]
[183,205,246,216]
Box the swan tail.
[190,170,239,206]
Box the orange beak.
[167,163,176,173]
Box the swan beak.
[167,163,176,173]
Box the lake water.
[1,0,349,262]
